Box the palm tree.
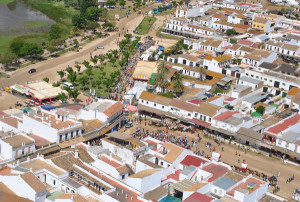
[157,61,169,74]
[57,70,65,81]
[172,74,184,95]
[154,73,169,93]
[91,58,98,67]
[75,64,81,73]
[174,43,183,54]
[57,92,68,103]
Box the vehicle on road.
[97,45,104,49]
[28,69,36,74]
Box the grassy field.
[136,16,156,35]
[0,33,48,54]
[0,0,14,4]
[107,9,127,22]
[25,21,50,29]
[72,62,123,97]
[155,8,175,16]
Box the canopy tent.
[240,163,248,173]
[211,152,221,162]
[25,81,68,104]
[10,84,27,95]
[133,61,157,81]
[41,105,56,111]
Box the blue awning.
[41,105,56,111]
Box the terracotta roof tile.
[170,99,197,112]
[2,134,34,149]
[103,102,124,117]
[21,172,46,193]
[180,155,208,167]
[128,169,159,178]
[20,159,65,176]
[194,102,221,117]
[266,114,300,135]
[214,111,238,121]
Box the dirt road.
[0,4,160,88]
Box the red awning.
[189,118,211,128]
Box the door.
[274,81,280,88]
[263,87,268,92]
[155,157,158,164]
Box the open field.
[107,9,127,22]
[0,0,14,4]
[25,21,50,29]
[136,16,156,35]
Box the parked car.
[97,45,104,49]
[28,68,36,74]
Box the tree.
[78,75,89,89]
[174,42,182,54]
[154,73,169,93]
[226,29,237,36]
[256,106,265,115]
[87,21,100,30]
[57,70,65,81]
[85,67,93,78]
[172,1,177,7]
[111,58,116,67]
[10,40,24,56]
[79,0,94,13]
[119,0,126,7]
[82,60,90,68]
[0,53,17,67]
[102,22,114,29]
[91,57,98,67]
[111,49,118,58]
[52,81,61,87]
[57,92,68,103]
[66,66,74,74]
[99,56,105,64]
[86,6,101,21]
[43,77,49,83]
[68,71,77,83]
[21,42,44,57]
[179,1,184,6]
[106,0,116,7]
[172,74,184,95]
[72,14,86,29]
[75,64,81,73]
[157,61,169,74]
[106,53,113,60]
[70,89,80,102]
[49,24,62,40]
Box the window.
[251,75,254,77]
[256,76,259,79]
[162,106,164,109]
[269,80,272,82]
[171,108,173,110]
[161,162,164,166]
[53,180,56,185]
[188,113,191,116]
[282,83,286,86]
[141,100,144,103]
[214,189,217,194]
[278,140,282,145]
[146,101,149,104]
[264,78,267,81]
[122,175,125,180]
[246,73,249,76]
[154,104,156,107]
[22,149,25,155]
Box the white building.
[0,133,35,160]
[18,108,82,143]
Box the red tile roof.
[214,111,238,121]
[184,192,213,202]
[266,114,300,135]
[28,134,51,147]
[104,102,124,117]
[100,156,122,168]
[166,169,181,181]
[188,98,205,105]
[0,166,12,175]
[238,39,255,47]
[202,163,229,182]
[180,155,208,167]
[190,119,211,128]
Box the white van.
[64,82,74,90]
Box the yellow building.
[252,17,273,33]
[264,14,282,23]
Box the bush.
[158,92,174,98]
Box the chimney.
[75,150,79,158]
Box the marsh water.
[0,0,55,36]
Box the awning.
[258,142,273,149]
[41,105,56,111]
[189,118,211,128]
[23,107,32,112]
[59,136,85,149]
